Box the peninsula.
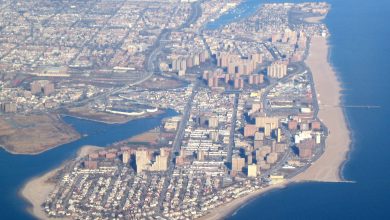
[0,114,80,155]
[6,1,350,219]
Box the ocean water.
[226,0,390,219]
[0,110,176,219]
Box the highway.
[59,73,152,109]
[145,0,202,74]
[61,1,202,110]
[182,0,202,29]
[145,29,170,74]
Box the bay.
[0,109,177,219]
[1,0,390,218]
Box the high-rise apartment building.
[247,164,258,177]
[232,155,245,172]
[267,61,287,78]
[136,148,150,173]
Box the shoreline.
[326,37,354,183]
[292,36,351,182]
[18,37,351,220]
[197,36,351,219]
[17,31,351,220]
[61,110,164,125]
[0,110,167,156]
[198,182,288,220]
[0,134,80,156]
[20,145,102,220]
[0,113,81,156]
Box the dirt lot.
[0,113,80,154]
[126,128,161,145]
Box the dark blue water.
[0,110,176,219]
[225,0,390,219]
[206,0,262,29]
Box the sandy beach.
[20,38,351,220]
[198,182,288,220]
[196,36,351,219]
[292,36,351,183]
[20,145,102,220]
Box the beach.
[292,36,351,183]
[20,145,102,220]
[197,36,351,219]
[19,37,351,220]
[198,182,288,220]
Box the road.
[183,0,202,29]
[145,1,202,74]
[263,42,281,60]
[155,2,203,214]
[261,62,307,116]
[145,29,171,74]
[157,83,198,214]
[261,148,292,178]
[260,126,293,178]
[227,93,239,164]
[259,56,330,180]
[62,1,202,110]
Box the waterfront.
[205,0,262,29]
[0,110,176,219]
[229,0,390,219]
[0,0,389,219]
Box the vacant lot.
[0,113,80,154]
